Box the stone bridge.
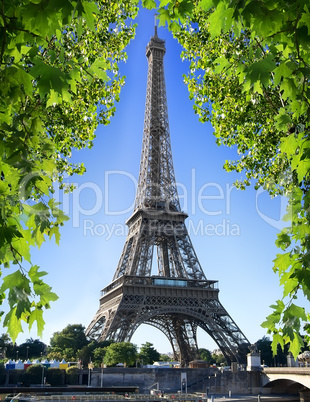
[262,367,310,401]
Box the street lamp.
[26,346,29,360]
[88,360,93,387]
[41,365,45,387]
[16,350,19,361]
[208,376,211,397]
[180,373,187,394]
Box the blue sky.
[5,7,307,354]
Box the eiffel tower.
[86,26,250,365]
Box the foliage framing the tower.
[149,0,310,358]
[0,0,138,341]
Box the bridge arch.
[262,368,310,398]
[263,378,307,394]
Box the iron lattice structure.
[86,29,250,365]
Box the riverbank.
[0,392,299,402]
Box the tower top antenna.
[154,13,158,37]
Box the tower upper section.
[133,30,181,213]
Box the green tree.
[47,351,62,362]
[76,339,113,367]
[198,348,213,363]
[147,0,310,357]
[256,336,274,367]
[160,354,173,362]
[256,336,288,367]
[212,352,226,365]
[18,338,47,360]
[76,344,93,368]
[62,348,76,362]
[93,347,107,367]
[0,333,13,359]
[138,342,160,365]
[0,333,11,347]
[49,324,88,358]
[0,0,138,341]
[103,342,137,367]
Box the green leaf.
[297,159,310,182]
[142,0,156,9]
[46,89,60,108]
[178,0,195,17]
[280,133,299,156]
[5,66,33,97]
[29,308,45,337]
[89,59,109,81]
[82,1,99,31]
[280,78,297,101]
[29,0,44,4]
[208,3,234,37]
[286,303,307,321]
[289,332,304,358]
[170,21,181,33]
[275,232,291,250]
[271,333,284,355]
[49,226,61,245]
[12,236,32,262]
[33,282,58,305]
[245,55,276,88]
[158,8,171,26]
[273,63,293,86]
[198,0,214,11]
[214,57,230,74]
[273,252,292,273]
[0,270,31,294]
[261,309,282,331]
[271,299,285,313]
[279,272,299,297]
[3,308,23,343]
[299,5,310,34]
[30,58,70,98]
[29,265,48,283]
[30,202,49,212]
